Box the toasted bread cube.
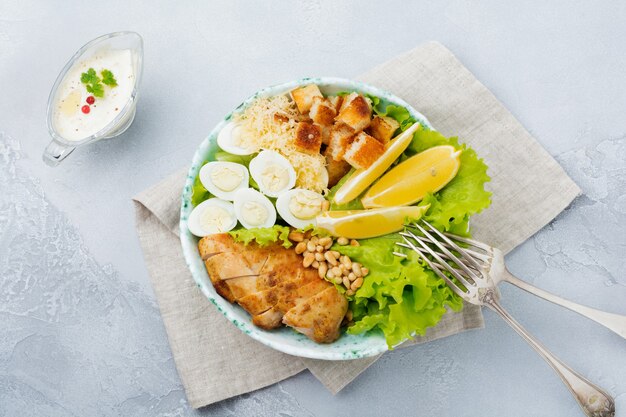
[335,94,372,132]
[291,84,323,114]
[323,146,351,187]
[367,116,400,146]
[309,97,337,126]
[320,125,331,146]
[274,112,291,124]
[327,95,343,113]
[338,92,358,113]
[295,122,323,154]
[328,123,355,161]
[343,132,385,170]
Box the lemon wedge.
[361,145,461,208]
[316,205,428,239]
[332,123,420,205]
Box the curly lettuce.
[335,120,490,348]
[229,225,293,248]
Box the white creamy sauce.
[53,48,135,141]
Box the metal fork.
[396,220,616,417]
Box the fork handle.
[485,294,615,417]
[502,270,626,339]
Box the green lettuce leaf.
[341,238,463,348]
[191,168,211,207]
[407,126,492,233]
[336,122,490,348]
[229,225,293,248]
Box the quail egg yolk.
[210,166,244,192]
[199,206,232,232]
[261,164,289,193]
[289,192,322,219]
[240,201,268,226]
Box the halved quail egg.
[199,161,249,201]
[233,188,276,229]
[276,188,326,229]
[187,198,237,237]
[249,150,296,197]
[217,121,258,155]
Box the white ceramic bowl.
[180,77,433,360]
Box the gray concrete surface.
[1,1,625,416]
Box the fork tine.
[401,235,468,298]
[408,233,492,264]
[409,222,482,281]
[419,220,484,271]
[401,229,475,290]
[443,233,493,252]
[394,243,471,275]
[396,241,484,274]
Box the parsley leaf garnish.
[80,67,117,98]
[80,68,99,85]
[86,83,105,98]
[101,69,118,87]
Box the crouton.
[335,94,372,132]
[294,122,323,154]
[367,116,400,146]
[328,123,355,161]
[327,95,343,113]
[291,84,323,114]
[338,92,358,113]
[320,125,331,146]
[343,132,385,170]
[309,97,337,126]
[274,113,291,124]
[323,146,351,187]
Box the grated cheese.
[235,95,328,194]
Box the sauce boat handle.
[43,140,75,167]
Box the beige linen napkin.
[133,41,581,408]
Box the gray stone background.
[1,1,625,416]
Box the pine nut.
[324,241,333,250]
[318,262,328,278]
[361,267,369,276]
[331,250,341,258]
[343,276,351,289]
[316,245,324,252]
[310,236,319,245]
[324,251,338,266]
[303,252,315,268]
[318,237,332,247]
[331,266,342,276]
[346,289,355,296]
[337,237,349,245]
[350,239,360,246]
[352,263,362,277]
[341,256,352,268]
[333,277,343,285]
[326,270,335,279]
[315,252,324,262]
[348,272,356,281]
[352,277,364,289]
[295,242,307,254]
[321,200,330,211]
[307,241,316,252]
[312,260,319,268]
[288,231,304,242]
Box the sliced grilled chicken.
[197,233,348,343]
[251,278,330,329]
[282,286,348,343]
